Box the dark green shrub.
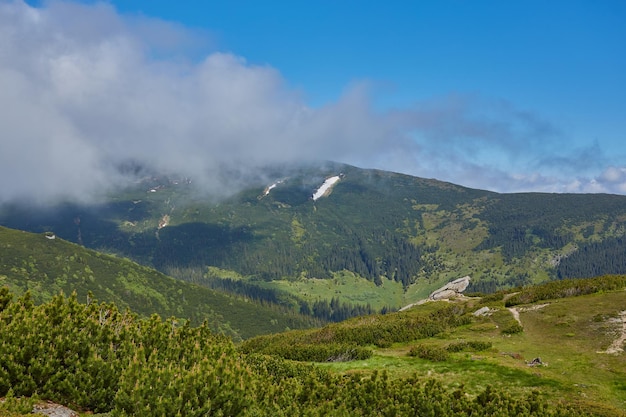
[505,275,626,307]
[0,389,38,414]
[408,344,449,362]
[502,323,524,334]
[478,290,508,304]
[255,342,372,362]
[374,339,392,348]
[467,340,493,351]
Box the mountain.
[2,162,626,311]
[0,226,317,340]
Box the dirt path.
[507,304,549,325]
[508,307,521,325]
[600,311,626,355]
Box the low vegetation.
[504,275,626,306]
[244,275,626,416]
[0,226,318,340]
[240,301,472,361]
[2,286,616,416]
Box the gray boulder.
[473,306,492,317]
[429,276,471,300]
[33,402,79,417]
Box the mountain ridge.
[2,162,626,310]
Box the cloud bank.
[0,0,624,204]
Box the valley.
[0,164,625,415]
[2,163,626,316]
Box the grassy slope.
[319,291,626,414]
[0,226,317,340]
[242,278,626,415]
[258,271,406,310]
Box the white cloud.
[0,0,622,204]
[599,166,626,183]
[595,166,626,193]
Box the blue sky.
[110,1,626,130]
[2,0,626,201]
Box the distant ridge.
[2,162,626,310]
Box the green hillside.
[2,162,626,312]
[2,276,624,416]
[241,275,626,416]
[0,226,317,340]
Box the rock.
[33,401,80,417]
[429,276,471,300]
[432,289,458,300]
[527,357,546,367]
[473,306,491,317]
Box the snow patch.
[262,180,284,197]
[312,175,341,201]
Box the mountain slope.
[3,281,612,416]
[2,162,626,309]
[0,226,317,339]
[241,275,626,415]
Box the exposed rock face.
[399,276,471,311]
[429,276,471,300]
[33,402,79,417]
[473,306,492,317]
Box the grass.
[0,226,319,340]
[316,289,626,414]
[259,270,406,310]
[506,292,626,406]
[319,346,565,397]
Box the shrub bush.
[446,340,493,352]
[0,287,598,417]
[505,275,626,307]
[502,323,524,334]
[408,344,449,362]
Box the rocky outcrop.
[473,306,492,317]
[429,276,471,300]
[399,276,471,311]
[33,401,79,417]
